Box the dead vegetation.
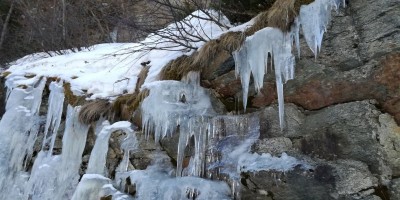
[63,82,86,106]
[135,65,150,92]
[78,100,111,124]
[267,0,296,31]
[159,31,244,81]
[111,89,150,122]
[159,0,315,82]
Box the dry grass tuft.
[135,65,150,92]
[131,89,149,111]
[79,100,111,124]
[192,40,220,69]
[159,55,199,81]
[111,89,150,121]
[267,0,296,32]
[158,0,315,83]
[245,11,270,36]
[63,82,86,106]
[218,32,245,53]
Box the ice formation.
[129,153,231,200]
[141,71,215,176]
[234,0,345,128]
[0,78,46,199]
[25,106,89,200]
[86,121,135,175]
[41,81,65,153]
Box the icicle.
[233,0,345,129]
[25,105,89,200]
[86,121,133,175]
[299,0,345,57]
[141,72,215,177]
[0,78,46,200]
[41,81,65,154]
[207,114,260,199]
[233,28,294,128]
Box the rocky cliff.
[0,0,399,199]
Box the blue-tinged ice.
[141,71,215,176]
[233,0,345,129]
[234,27,295,128]
[0,78,46,200]
[129,153,231,200]
[26,106,89,200]
[41,81,65,154]
[86,121,134,175]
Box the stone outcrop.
[207,0,400,125]
[243,101,400,199]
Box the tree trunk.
[0,0,16,50]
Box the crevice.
[373,185,390,200]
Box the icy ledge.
[234,0,345,128]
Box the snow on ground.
[4,10,243,100]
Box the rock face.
[242,101,400,200]
[208,0,400,125]
[19,0,398,199]
[200,0,400,199]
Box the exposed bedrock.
[205,0,400,125]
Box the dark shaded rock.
[241,166,336,200]
[130,132,158,170]
[241,159,378,200]
[292,101,399,178]
[388,178,400,200]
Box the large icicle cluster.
[0,78,46,200]
[234,0,345,128]
[26,106,89,200]
[141,71,216,176]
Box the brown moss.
[78,100,111,124]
